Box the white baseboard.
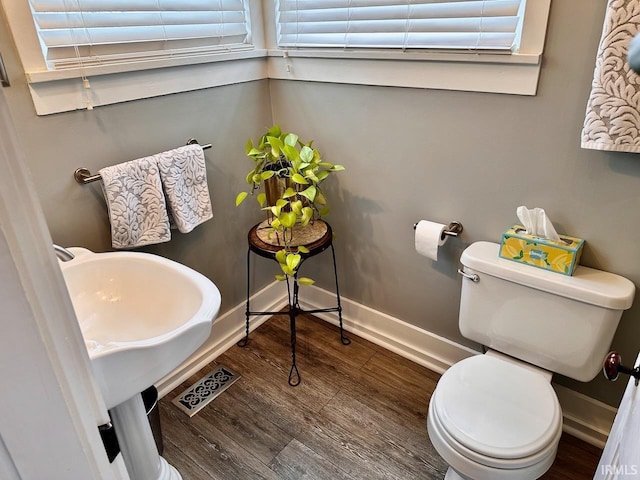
[297,285,478,374]
[158,281,615,448]
[553,384,616,449]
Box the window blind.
[29,0,252,69]
[276,0,524,52]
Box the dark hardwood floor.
[159,313,603,479]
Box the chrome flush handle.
[457,269,479,283]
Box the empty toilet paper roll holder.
[413,221,463,238]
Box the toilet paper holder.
[413,221,463,238]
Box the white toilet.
[427,241,635,480]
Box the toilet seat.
[428,398,561,480]
[431,354,562,469]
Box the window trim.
[264,0,551,96]
[2,0,551,116]
[2,0,267,115]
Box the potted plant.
[235,125,344,284]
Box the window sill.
[26,49,264,83]
[268,48,541,65]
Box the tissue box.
[499,225,584,276]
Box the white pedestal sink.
[60,248,221,480]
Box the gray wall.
[2,0,639,407]
[270,0,640,407]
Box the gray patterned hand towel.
[156,145,213,233]
[99,157,171,249]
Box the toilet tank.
[459,242,635,382]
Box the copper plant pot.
[263,175,291,207]
[263,168,313,226]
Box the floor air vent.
[172,365,240,417]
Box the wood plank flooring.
[159,313,603,479]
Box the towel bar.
[74,139,212,185]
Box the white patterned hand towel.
[99,158,171,249]
[581,0,640,152]
[156,145,213,233]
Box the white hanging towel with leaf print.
[99,157,171,249]
[581,0,640,153]
[157,144,213,234]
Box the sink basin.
[60,248,221,409]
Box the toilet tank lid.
[460,242,635,310]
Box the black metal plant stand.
[238,220,350,386]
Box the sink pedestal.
[110,394,181,480]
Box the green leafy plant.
[236,125,345,284]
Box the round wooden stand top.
[248,220,333,261]
[255,218,328,247]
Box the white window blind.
[276,0,525,52]
[29,0,253,69]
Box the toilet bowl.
[427,353,562,480]
[425,241,635,479]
